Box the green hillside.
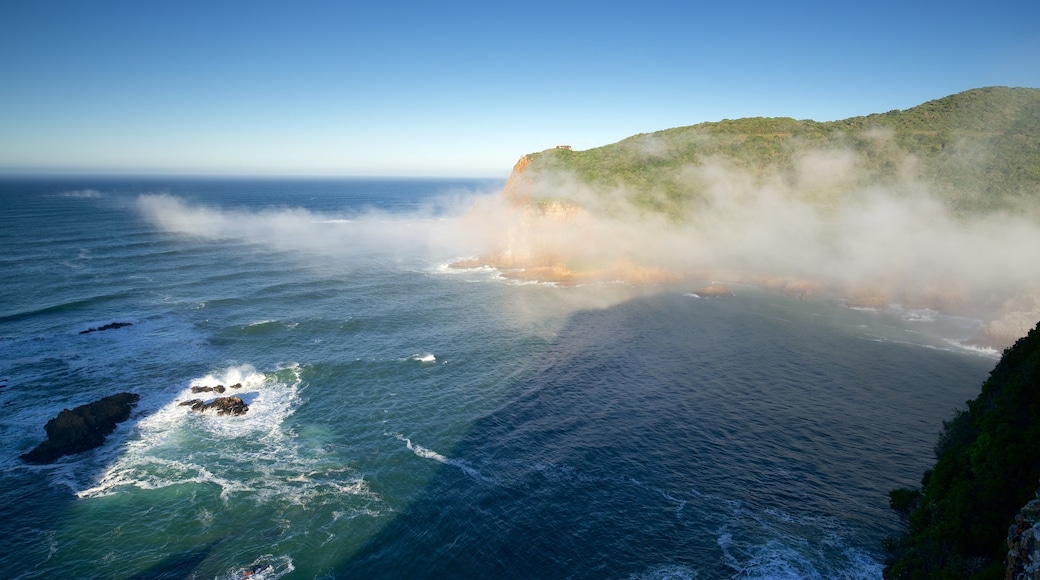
[523,87,1040,217]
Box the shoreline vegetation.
[452,86,1040,350]
[884,321,1040,578]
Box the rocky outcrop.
[189,383,240,394]
[1007,492,1040,579]
[179,395,248,416]
[692,285,733,298]
[502,155,533,206]
[21,392,140,464]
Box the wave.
[944,339,1000,358]
[73,364,377,507]
[55,190,102,199]
[391,433,490,483]
[410,353,436,363]
[0,294,129,325]
[717,506,885,580]
[218,554,294,580]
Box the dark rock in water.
[208,396,249,416]
[190,384,226,394]
[230,383,242,389]
[183,395,249,416]
[79,322,132,335]
[20,392,140,464]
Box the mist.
[135,190,488,267]
[135,150,1040,346]
[462,147,1040,345]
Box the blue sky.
[1,0,1037,177]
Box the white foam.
[411,353,436,363]
[717,506,885,580]
[72,364,377,506]
[220,554,294,580]
[391,433,490,483]
[395,433,449,463]
[899,308,938,322]
[945,338,1000,358]
[247,319,279,327]
[56,189,102,199]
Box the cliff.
[1007,493,1040,580]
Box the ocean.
[0,177,997,579]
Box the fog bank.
[464,149,1040,344]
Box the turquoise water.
[0,178,995,578]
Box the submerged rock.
[79,322,132,335]
[20,392,140,464]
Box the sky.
[0,0,1037,177]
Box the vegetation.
[884,321,1040,578]
[523,87,1040,218]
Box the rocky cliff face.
[456,155,676,285]
[1007,493,1040,579]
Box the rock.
[79,322,132,335]
[191,384,226,394]
[183,395,249,416]
[208,396,248,416]
[20,393,140,464]
[1006,493,1040,579]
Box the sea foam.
[74,364,376,506]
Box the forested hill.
[521,86,1040,217]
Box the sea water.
[0,177,996,578]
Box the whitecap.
[220,554,294,580]
[391,433,491,483]
[73,364,378,507]
[56,189,102,199]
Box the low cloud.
[135,189,490,267]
